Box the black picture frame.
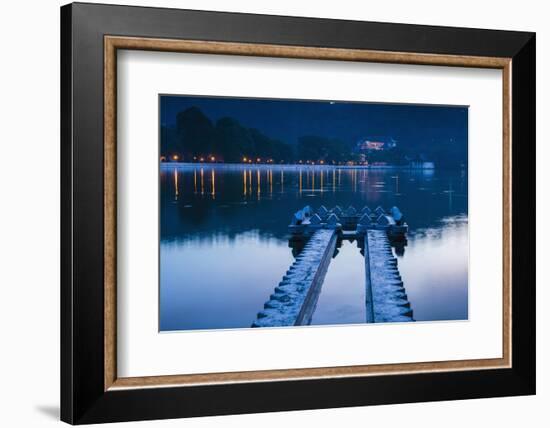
[61,2,535,424]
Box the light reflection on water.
[160,164,468,331]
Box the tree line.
[161,107,291,163]
[161,107,355,164]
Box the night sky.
[160,95,468,147]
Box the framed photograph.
[61,2,535,424]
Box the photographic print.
[159,95,468,331]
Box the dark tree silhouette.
[175,107,217,159]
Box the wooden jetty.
[252,205,413,327]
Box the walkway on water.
[252,229,338,327]
[365,230,414,322]
[252,205,414,327]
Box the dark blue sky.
[160,95,468,147]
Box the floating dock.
[288,204,408,241]
[252,205,414,327]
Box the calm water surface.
[160,164,468,331]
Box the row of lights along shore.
[161,155,342,165]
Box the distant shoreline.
[160,162,441,170]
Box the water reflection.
[160,164,468,330]
[211,169,215,199]
[257,169,261,199]
[311,240,367,325]
[173,169,179,199]
[398,215,468,321]
[160,231,293,331]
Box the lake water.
[160,164,468,331]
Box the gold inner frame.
[104,35,512,391]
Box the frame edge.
[510,32,536,394]
[60,2,74,425]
